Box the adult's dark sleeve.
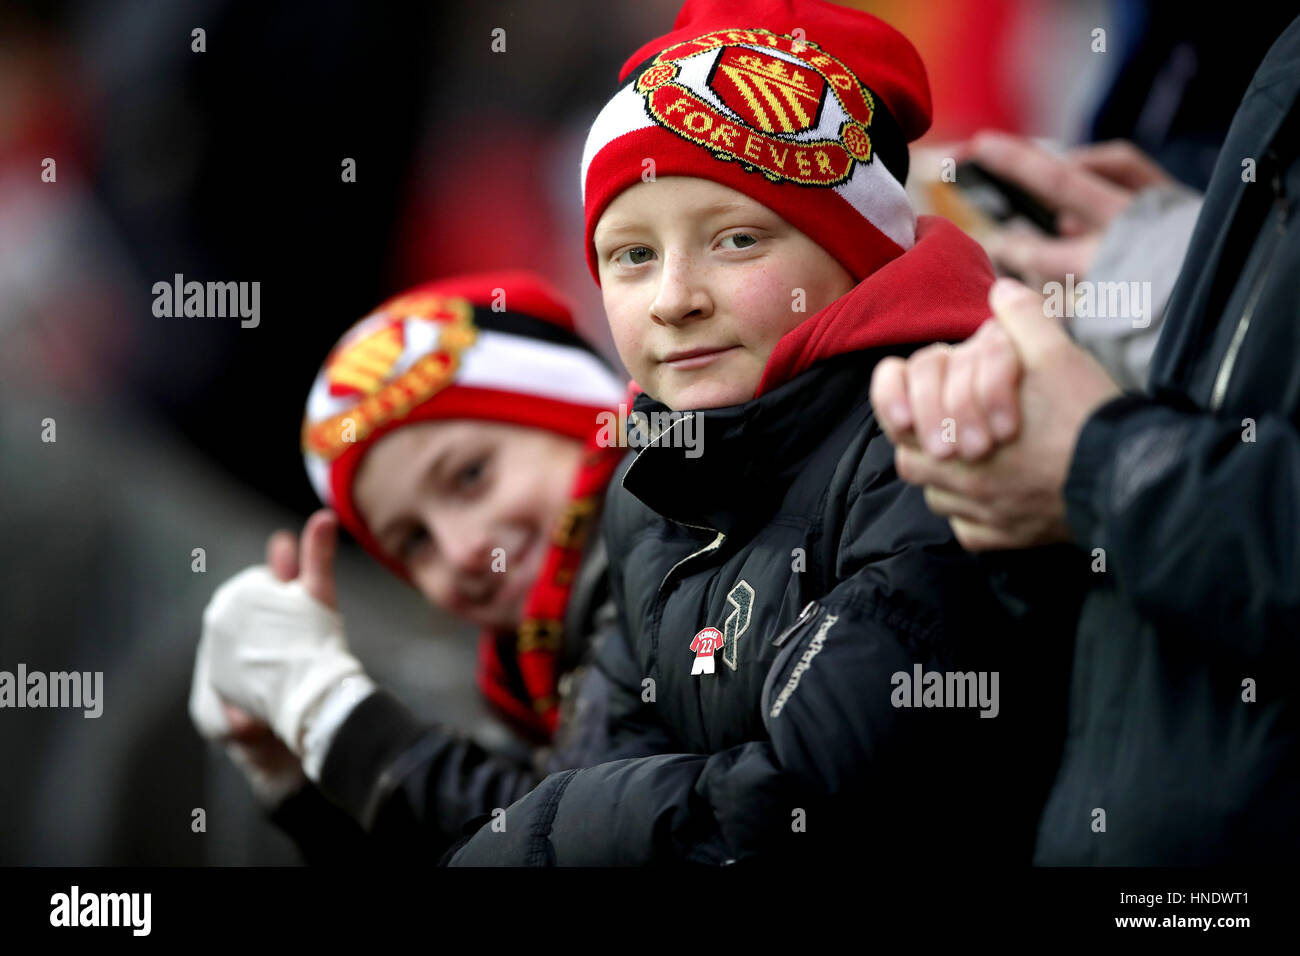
[1064,392,1300,658]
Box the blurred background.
[1,0,1292,863]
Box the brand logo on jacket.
[769,612,839,716]
[721,580,753,669]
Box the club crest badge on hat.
[581,2,928,281]
[302,293,477,464]
[634,28,876,187]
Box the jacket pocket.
[761,603,837,722]
[771,600,820,648]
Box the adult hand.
[963,133,1172,286]
[871,317,1024,461]
[887,279,1123,551]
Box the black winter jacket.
[1035,15,1300,864]
[448,349,1077,865]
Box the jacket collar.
[621,351,881,534]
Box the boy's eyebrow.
[694,199,753,218]
[595,200,764,244]
[592,221,643,244]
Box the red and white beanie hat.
[301,271,625,574]
[581,0,932,283]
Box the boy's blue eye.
[721,233,758,250]
[618,246,655,266]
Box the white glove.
[200,566,369,759]
[190,617,307,807]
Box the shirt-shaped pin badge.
[690,627,724,676]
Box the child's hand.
[209,524,321,805]
[266,509,340,610]
[193,507,370,797]
[220,700,305,807]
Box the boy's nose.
[426,510,494,576]
[650,256,712,327]
[443,531,494,577]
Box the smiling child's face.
[352,420,583,632]
[594,176,855,410]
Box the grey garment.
[1070,183,1204,392]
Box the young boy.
[190,272,645,861]
[446,0,1068,865]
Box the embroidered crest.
[303,294,477,462]
[635,27,876,186]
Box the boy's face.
[594,176,855,409]
[352,420,583,632]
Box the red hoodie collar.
[757,215,994,397]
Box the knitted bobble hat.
[301,271,625,577]
[581,0,932,284]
